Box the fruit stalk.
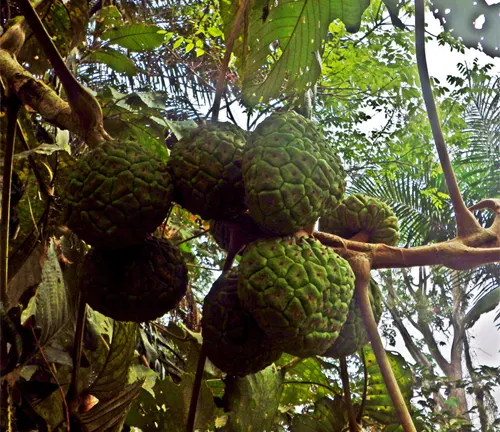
[355,261,416,432]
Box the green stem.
[186,344,207,432]
[357,276,416,432]
[1,93,20,305]
[339,357,358,432]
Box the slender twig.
[339,357,358,432]
[1,92,20,305]
[414,0,481,238]
[175,229,209,246]
[357,348,368,423]
[186,344,207,432]
[32,328,70,431]
[67,294,86,414]
[211,0,251,122]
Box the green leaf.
[224,364,284,431]
[126,372,216,431]
[102,23,165,52]
[363,346,414,425]
[88,47,138,76]
[281,355,339,406]
[165,119,199,140]
[80,380,144,432]
[87,320,138,401]
[235,0,370,106]
[291,396,347,432]
[21,243,70,347]
[94,5,123,29]
[464,287,500,329]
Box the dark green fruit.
[319,194,399,245]
[202,270,282,376]
[243,111,346,235]
[82,238,187,322]
[238,236,355,357]
[323,278,383,358]
[63,140,173,248]
[168,122,248,220]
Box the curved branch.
[15,0,110,146]
[0,50,106,146]
[314,230,500,271]
[414,0,481,238]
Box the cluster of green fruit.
[62,111,399,375]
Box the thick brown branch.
[314,230,500,271]
[0,50,107,146]
[16,0,109,146]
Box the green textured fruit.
[323,278,383,358]
[238,236,355,357]
[202,270,282,376]
[82,238,187,322]
[319,194,400,245]
[168,122,248,219]
[63,140,173,248]
[243,111,346,235]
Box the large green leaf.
[280,355,340,406]
[224,364,284,431]
[125,372,216,431]
[21,243,70,347]
[290,396,347,432]
[88,47,138,76]
[101,23,166,52]
[86,320,138,401]
[225,0,370,106]
[79,380,144,432]
[363,346,414,425]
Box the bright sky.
[386,12,500,423]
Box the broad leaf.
[21,243,70,347]
[281,355,340,406]
[88,47,138,76]
[80,380,144,432]
[86,320,138,401]
[363,346,414,425]
[228,0,370,106]
[224,364,284,431]
[125,372,216,431]
[291,396,347,432]
[102,24,165,52]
